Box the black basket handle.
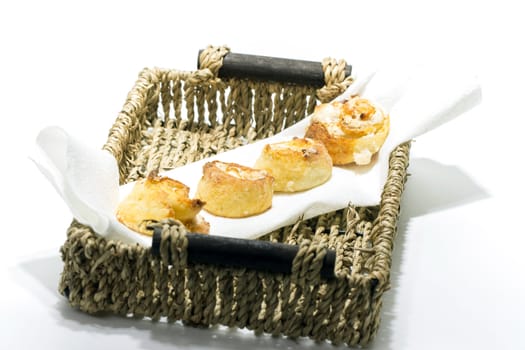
[198,49,352,87]
[151,227,336,280]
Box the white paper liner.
[32,63,481,245]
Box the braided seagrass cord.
[59,46,410,347]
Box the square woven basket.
[58,46,410,347]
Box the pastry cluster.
[116,95,389,235]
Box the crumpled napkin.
[32,63,481,245]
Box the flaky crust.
[116,172,209,235]
[196,161,274,218]
[305,97,390,165]
[254,137,332,192]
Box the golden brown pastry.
[305,96,390,165]
[254,137,332,192]
[196,160,274,218]
[116,172,209,235]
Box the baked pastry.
[196,160,274,218]
[116,171,209,235]
[305,96,390,165]
[254,137,332,192]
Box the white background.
[1,1,524,349]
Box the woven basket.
[58,46,410,347]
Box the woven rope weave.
[59,46,410,347]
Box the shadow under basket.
[58,47,410,347]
